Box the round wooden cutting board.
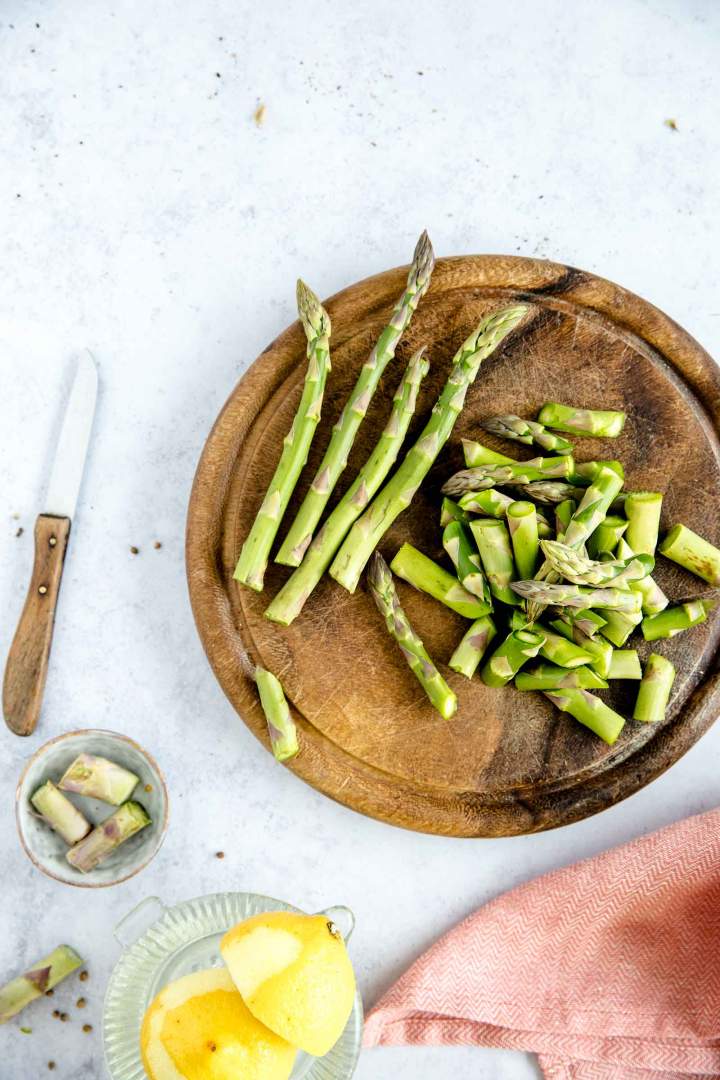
[186,255,720,836]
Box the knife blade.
[3,352,98,736]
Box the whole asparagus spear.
[277,232,435,566]
[442,456,573,497]
[265,349,429,625]
[234,281,332,590]
[540,539,654,587]
[367,553,457,719]
[512,579,642,612]
[255,668,299,761]
[0,946,83,1024]
[538,402,626,437]
[482,414,573,454]
[331,304,529,592]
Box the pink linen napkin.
[363,808,720,1079]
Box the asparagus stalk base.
[58,753,139,805]
[544,688,625,744]
[0,946,83,1024]
[66,802,151,873]
[31,781,91,845]
[390,543,491,618]
[448,616,497,678]
[659,523,720,586]
[633,654,676,722]
[480,628,546,688]
[256,667,299,761]
[515,663,608,691]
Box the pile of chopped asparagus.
[236,232,720,754]
[31,753,150,872]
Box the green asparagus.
[462,438,515,467]
[255,667,299,762]
[537,626,593,669]
[544,688,625,744]
[555,498,576,541]
[265,349,429,625]
[58,753,139,805]
[538,402,626,438]
[331,304,528,591]
[509,481,586,505]
[507,501,539,580]
[607,649,642,680]
[599,608,642,647]
[540,539,653,587]
[469,519,518,605]
[633,654,676,723]
[368,552,457,719]
[586,515,628,559]
[234,281,331,589]
[569,460,625,485]
[0,947,83,1024]
[390,543,491,618]
[440,496,468,527]
[515,663,608,691]
[277,233,435,565]
[442,456,574,497]
[448,616,497,678]
[482,414,573,455]
[458,488,514,517]
[641,599,711,641]
[624,492,663,555]
[550,618,613,677]
[31,781,91,845]
[442,521,492,604]
[616,537,669,616]
[512,579,643,612]
[66,802,151,873]
[659,523,720,586]
[480,628,546,687]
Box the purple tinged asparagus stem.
[66,802,151,873]
[276,232,435,566]
[31,781,91,845]
[234,280,332,589]
[367,553,457,719]
[330,304,529,592]
[58,753,139,805]
[0,946,83,1024]
[255,667,299,762]
[448,616,497,678]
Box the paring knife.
[3,353,98,736]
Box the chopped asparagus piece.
[480,628,546,688]
[537,626,593,669]
[448,616,497,678]
[330,305,528,591]
[31,782,91,845]
[66,802,151,873]
[550,618,613,678]
[659,523,720,586]
[442,521,492,604]
[599,608,643,647]
[569,460,625,485]
[633,654,676,722]
[641,600,711,641]
[587,515,628,559]
[461,438,515,467]
[616,537,669,616]
[544,689,625,744]
[255,668,298,762]
[59,754,139,805]
[515,663,608,691]
[390,543,491,618]
[442,456,574,497]
[555,498,576,541]
[482,415,573,455]
[469,519,518,606]
[608,650,642,680]
[624,492,663,555]
[538,403,626,438]
[0,946,83,1024]
[368,553,457,719]
[458,488,514,517]
[512,580,642,612]
[559,609,607,638]
[234,281,331,589]
[440,497,468,527]
[540,539,653,587]
[507,501,539,580]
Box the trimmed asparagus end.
[633,653,676,723]
[256,667,299,762]
[659,523,720,586]
[58,753,139,805]
[30,781,91,845]
[0,946,83,1024]
[66,802,150,873]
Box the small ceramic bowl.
[16,729,169,888]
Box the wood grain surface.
[186,255,720,836]
[4,514,71,736]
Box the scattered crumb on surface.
[253,102,266,127]
[60,1012,68,1022]
[82,1024,92,1033]
[52,1010,60,1019]
[79,971,88,982]
[153,540,162,549]
[48,1064,56,1072]
[215,850,225,859]
[144,783,153,792]
[45,990,54,997]
[664,117,678,131]
[20,1026,32,1034]
[15,527,24,537]
[130,545,139,555]
[76,998,86,1009]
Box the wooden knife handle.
[3,514,72,736]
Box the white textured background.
[1,1,719,1077]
